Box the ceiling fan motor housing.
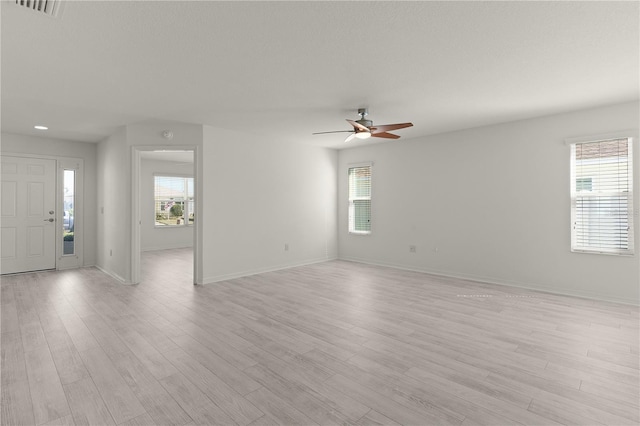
[356,108,372,128]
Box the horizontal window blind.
[154,176,194,227]
[571,138,633,254]
[348,165,372,234]
[155,176,186,199]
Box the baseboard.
[94,265,132,285]
[200,256,338,285]
[142,244,193,252]
[338,256,639,306]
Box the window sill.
[571,248,635,256]
[349,231,371,236]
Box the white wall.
[338,101,640,304]
[97,120,203,283]
[141,158,193,251]
[201,125,338,282]
[96,127,129,281]
[1,133,98,267]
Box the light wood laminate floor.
[2,248,639,425]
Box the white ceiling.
[2,1,638,149]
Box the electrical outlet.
[110,249,112,256]
[284,243,289,251]
[409,245,416,253]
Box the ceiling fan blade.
[344,133,357,143]
[312,130,354,135]
[369,122,413,134]
[346,119,369,132]
[371,132,400,139]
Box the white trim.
[153,172,193,178]
[131,147,141,284]
[94,265,130,285]
[0,152,81,162]
[2,152,85,271]
[570,248,635,256]
[564,130,635,146]
[142,244,193,252]
[338,256,639,306]
[154,224,194,229]
[131,145,200,285]
[569,137,634,256]
[201,256,337,284]
[193,144,203,285]
[152,174,195,229]
[347,161,374,168]
[347,163,373,235]
[57,160,84,269]
[348,230,371,236]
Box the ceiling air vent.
[15,0,63,18]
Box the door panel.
[1,228,17,258]
[1,156,56,274]
[27,182,45,216]
[2,181,17,216]
[27,226,45,256]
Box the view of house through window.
[154,176,195,226]
[63,170,75,255]
[348,165,372,234]
[570,137,634,254]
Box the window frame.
[348,162,373,235]
[568,135,634,256]
[153,174,195,228]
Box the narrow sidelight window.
[62,169,75,255]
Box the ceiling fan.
[312,108,413,143]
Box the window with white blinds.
[570,138,634,254]
[154,176,195,227]
[348,165,372,234]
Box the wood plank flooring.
[1,247,638,425]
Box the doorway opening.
[131,147,200,286]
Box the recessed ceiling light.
[34,125,48,130]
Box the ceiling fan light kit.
[313,108,413,143]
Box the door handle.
[44,218,54,222]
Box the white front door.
[1,156,57,274]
